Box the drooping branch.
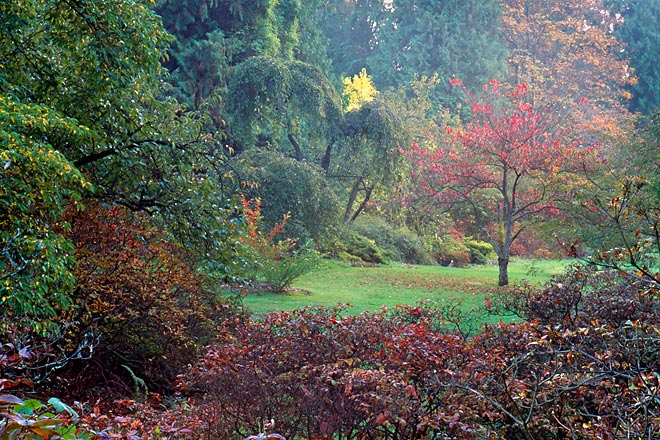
[73,139,184,168]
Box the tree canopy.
[5,4,660,435]
[0,0,172,328]
[0,98,91,331]
[317,0,507,96]
[336,99,409,223]
[405,81,599,285]
[607,0,660,114]
[156,0,331,110]
[225,56,343,163]
[500,0,632,139]
[0,0,240,329]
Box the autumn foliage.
[6,201,660,439]
[500,0,632,139]
[3,1,660,439]
[0,202,244,395]
[61,202,246,392]
[405,80,599,285]
[86,260,660,440]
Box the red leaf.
[375,412,388,425]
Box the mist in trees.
[607,0,660,114]
[4,3,660,435]
[3,0,657,309]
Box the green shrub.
[316,236,364,265]
[254,239,322,292]
[343,232,391,264]
[463,237,495,265]
[0,394,96,440]
[236,150,343,242]
[424,234,470,267]
[241,196,321,292]
[350,216,435,265]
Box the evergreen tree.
[607,0,660,114]
[317,0,507,99]
[156,0,332,110]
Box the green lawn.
[238,258,571,319]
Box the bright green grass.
[239,258,571,318]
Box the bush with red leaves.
[1,201,245,396]
[112,269,656,440]
[80,289,659,439]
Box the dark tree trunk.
[321,142,333,171]
[288,132,303,161]
[344,178,362,222]
[349,186,373,222]
[498,257,509,287]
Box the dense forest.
[3,0,660,438]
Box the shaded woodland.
[3,0,660,438]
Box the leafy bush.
[255,240,322,292]
[350,216,435,265]
[342,232,392,264]
[241,196,321,292]
[174,305,471,439]
[423,233,470,267]
[485,261,660,438]
[498,262,659,330]
[0,393,96,440]
[84,270,660,440]
[0,98,92,335]
[33,202,244,394]
[236,149,343,242]
[462,237,495,264]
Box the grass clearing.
[238,258,571,321]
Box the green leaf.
[16,399,43,415]
[47,397,78,418]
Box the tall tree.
[156,0,332,110]
[318,0,508,102]
[0,0,171,328]
[0,0,241,328]
[371,0,508,92]
[381,75,462,226]
[606,0,660,115]
[334,99,409,222]
[405,81,597,286]
[314,0,384,79]
[225,56,343,163]
[500,0,632,140]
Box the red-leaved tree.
[406,80,598,286]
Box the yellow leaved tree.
[342,68,378,112]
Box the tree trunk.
[321,142,333,172]
[498,257,509,287]
[349,186,373,222]
[344,178,362,222]
[288,132,303,161]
